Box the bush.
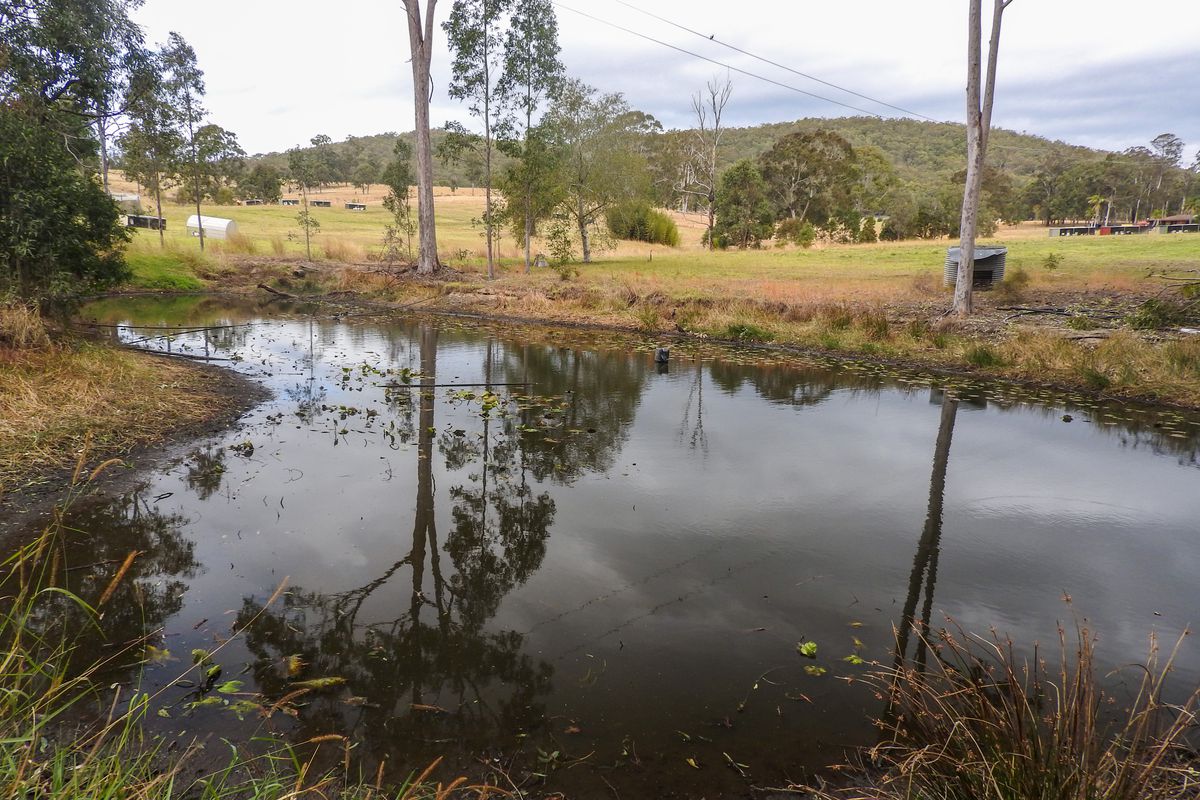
[775,218,817,248]
[0,107,130,299]
[605,202,680,246]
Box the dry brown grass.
[0,303,51,350]
[321,236,365,263]
[0,343,224,494]
[825,621,1200,800]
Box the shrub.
[605,202,680,246]
[1044,251,1063,270]
[775,218,817,248]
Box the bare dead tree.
[675,77,731,250]
[953,0,1013,317]
[403,0,441,275]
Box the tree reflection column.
[895,395,959,669]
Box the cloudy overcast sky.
[131,0,1199,162]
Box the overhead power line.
[551,1,888,119]
[554,1,1179,168]
[609,0,939,122]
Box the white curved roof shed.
[186,215,238,240]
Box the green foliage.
[1043,251,1063,270]
[605,202,680,246]
[541,79,660,262]
[0,107,130,299]
[1126,298,1196,330]
[712,160,774,249]
[381,140,416,264]
[172,124,245,205]
[774,218,817,248]
[544,214,577,267]
[237,164,283,203]
[497,126,564,248]
[758,130,857,226]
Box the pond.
[32,296,1200,796]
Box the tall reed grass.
[828,620,1200,800]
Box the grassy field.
[114,168,1197,300]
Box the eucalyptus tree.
[175,124,245,204]
[675,77,732,250]
[497,0,564,272]
[542,79,658,263]
[161,32,208,249]
[758,130,857,227]
[287,146,321,259]
[402,0,440,274]
[121,57,182,247]
[443,0,514,279]
[953,0,1014,318]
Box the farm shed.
[281,198,300,206]
[345,202,366,211]
[126,214,166,230]
[311,200,332,208]
[186,215,238,240]
[943,246,1007,289]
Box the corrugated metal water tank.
[943,246,1007,288]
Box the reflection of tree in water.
[236,325,554,765]
[184,446,227,500]
[708,360,857,408]
[29,490,199,679]
[678,359,709,453]
[494,340,649,483]
[894,396,958,672]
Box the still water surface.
[41,297,1200,796]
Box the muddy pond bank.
[12,293,1200,798]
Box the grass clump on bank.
[833,622,1200,800]
[0,304,229,493]
[0,466,490,799]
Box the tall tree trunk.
[405,0,440,275]
[578,197,591,263]
[302,184,311,260]
[97,114,110,193]
[524,105,533,274]
[953,0,1011,318]
[483,35,495,280]
[155,183,165,248]
[185,95,205,251]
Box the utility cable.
[609,0,938,122]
